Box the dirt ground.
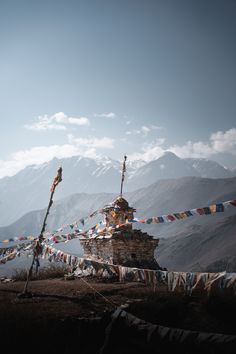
[0,277,236,353]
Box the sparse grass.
[12,263,71,281]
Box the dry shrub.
[12,263,71,281]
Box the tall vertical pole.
[22,167,63,296]
[120,155,127,197]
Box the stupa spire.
[120,154,127,197]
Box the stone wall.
[81,239,114,263]
[80,228,160,269]
[112,238,158,266]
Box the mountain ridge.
[1,176,236,272]
[0,153,235,226]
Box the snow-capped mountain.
[185,158,232,178]
[0,156,121,226]
[126,152,199,190]
[0,153,234,226]
[126,152,234,190]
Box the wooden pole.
[21,167,63,296]
[120,155,127,197]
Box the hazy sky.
[0,0,236,178]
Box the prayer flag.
[146,218,153,224]
[152,217,159,223]
[203,207,211,215]
[167,215,176,221]
[209,204,217,213]
[158,217,164,223]
[196,208,205,215]
[216,203,224,212]
[174,213,182,219]
[184,211,193,217]
[230,200,236,207]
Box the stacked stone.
[80,228,160,270]
[80,195,161,270]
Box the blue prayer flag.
[216,203,224,212]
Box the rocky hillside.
[1,176,236,272]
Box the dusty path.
[0,277,235,353]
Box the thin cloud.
[210,128,236,154]
[169,128,236,158]
[0,145,81,178]
[150,124,162,130]
[129,128,236,162]
[0,135,115,178]
[67,134,114,149]
[24,112,90,131]
[1,128,235,178]
[128,138,166,161]
[94,112,116,119]
[126,125,162,137]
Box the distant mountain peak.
[158,151,180,161]
[162,151,178,157]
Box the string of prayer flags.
[29,242,236,296]
[127,199,236,225]
[0,242,33,255]
[1,198,235,248]
[42,244,80,267]
[0,249,18,264]
[43,221,110,245]
[51,208,102,234]
[0,242,34,264]
[0,221,105,246]
[0,235,35,244]
[47,198,234,236]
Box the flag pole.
[120,155,127,197]
[20,167,63,296]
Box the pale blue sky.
[0,0,236,177]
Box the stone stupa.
[80,156,161,270]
